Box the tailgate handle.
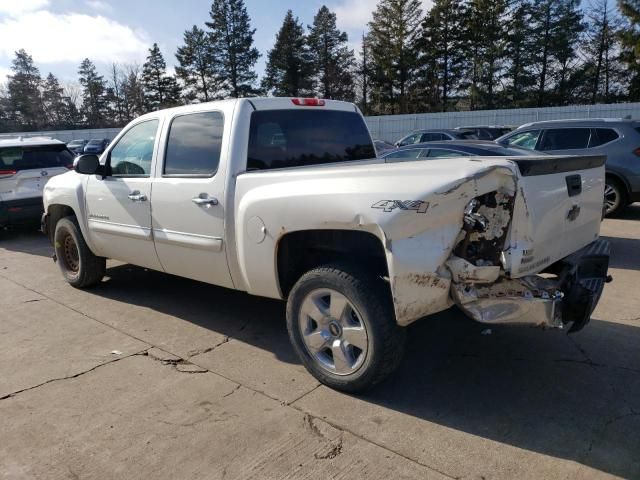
[565,175,582,197]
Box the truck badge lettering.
[371,200,429,214]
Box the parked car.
[1,137,74,228]
[496,118,640,215]
[382,140,537,161]
[395,128,479,147]
[374,140,395,155]
[67,139,88,155]
[42,97,610,392]
[83,138,110,154]
[454,125,513,140]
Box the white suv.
[0,137,74,228]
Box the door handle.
[128,191,147,202]
[192,194,218,207]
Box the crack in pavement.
[0,273,459,479]
[186,336,230,358]
[0,349,148,401]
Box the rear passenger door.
[150,110,234,288]
[538,128,591,153]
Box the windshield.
[87,139,103,145]
[0,145,74,171]
[247,109,375,171]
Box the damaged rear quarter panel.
[232,158,518,326]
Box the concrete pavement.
[1,206,639,479]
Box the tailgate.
[504,155,606,277]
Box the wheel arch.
[275,229,389,299]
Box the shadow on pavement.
[91,249,640,478]
[602,235,640,270]
[616,203,640,221]
[0,227,52,258]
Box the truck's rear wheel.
[54,217,105,288]
[286,264,405,393]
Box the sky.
[0,0,433,86]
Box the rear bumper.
[0,197,44,227]
[452,239,611,332]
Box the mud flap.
[560,239,611,333]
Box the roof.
[0,136,65,148]
[135,97,358,121]
[517,118,636,129]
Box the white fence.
[2,102,640,144]
[364,102,640,142]
[0,127,121,143]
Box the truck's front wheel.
[286,264,405,393]
[54,217,105,288]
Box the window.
[539,128,590,151]
[503,130,541,150]
[384,149,424,161]
[109,120,159,177]
[164,112,224,176]
[426,148,470,158]
[0,145,74,171]
[589,128,619,147]
[247,110,375,171]
[420,132,447,142]
[397,133,420,146]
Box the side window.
[539,128,590,151]
[427,148,470,158]
[110,120,159,177]
[384,149,424,161]
[503,130,541,150]
[164,111,224,176]
[589,128,619,147]
[398,133,419,146]
[420,133,436,142]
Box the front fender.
[43,172,98,255]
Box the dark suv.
[497,119,640,215]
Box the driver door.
[84,119,164,270]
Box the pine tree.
[175,25,219,102]
[42,73,68,129]
[553,0,585,105]
[503,0,537,107]
[6,49,44,130]
[142,43,182,110]
[307,6,356,101]
[367,0,423,114]
[582,0,622,103]
[121,65,146,121]
[356,34,372,114]
[78,58,110,128]
[530,0,584,106]
[206,0,260,97]
[262,10,315,96]
[420,0,466,111]
[465,0,509,110]
[618,0,640,99]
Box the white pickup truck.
[42,97,611,392]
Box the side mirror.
[74,154,100,175]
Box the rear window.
[539,128,590,150]
[0,145,74,171]
[589,128,619,147]
[247,110,375,171]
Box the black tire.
[604,177,628,217]
[286,263,405,393]
[54,217,105,288]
